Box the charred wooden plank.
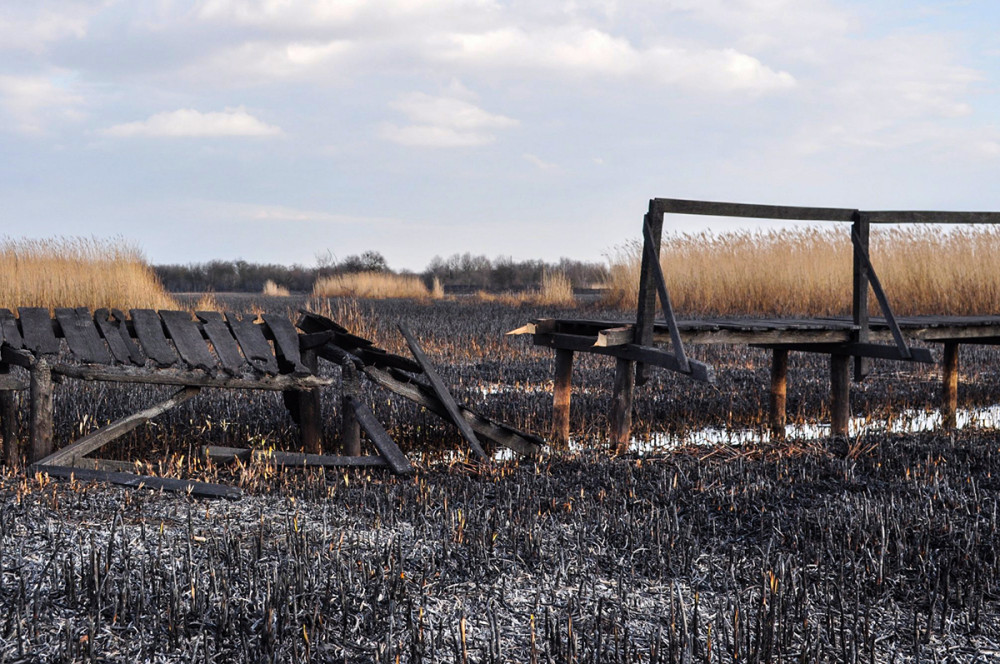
[29,357,54,462]
[346,395,413,475]
[50,363,331,389]
[594,326,634,347]
[534,333,715,383]
[1,345,33,368]
[196,311,248,375]
[755,342,934,363]
[37,386,200,468]
[865,210,1000,224]
[656,197,858,221]
[398,324,488,461]
[262,314,309,376]
[32,464,241,499]
[19,307,60,355]
[93,309,135,364]
[54,308,111,364]
[110,309,147,365]
[203,446,387,468]
[130,309,179,367]
[160,310,217,372]
[227,314,279,375]
[0,309,23,349]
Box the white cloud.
[523,153,559,171]
[0,3,97,52]
[104,107,283,138]
[196,0,497,28]
[191,40,354,82]
[0,74,84,134]
[379,92,517,147]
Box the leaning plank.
[130,309,179,367]
[71,458,143,473]
[37,386,201,468]
[54,308,111,364]
[93,309,136,364]
[19,307,60,355]
[0,309,23,349]
[262,314,309,376]
[227,314,280,375]
[196,311,249,375]
[160,310,217,372]
[346,395,413,475]
[204,445,388,468]
[398,324,488,461]
[111,309,147,365]
[50,364,331,389]
[32,464,241,500]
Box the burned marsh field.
[3,296,1000,662]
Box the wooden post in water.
[552,348,574,448]
[830,354,851,436]
[610,358,635,453]
[1,362,18,467]
[297,348,323,454]
[30,357,54,463]
[340,359,361,457]
[941,342,959,429]
[769,348,788,439]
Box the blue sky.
[2,0,999,271]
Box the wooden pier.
[511,198,1000,448]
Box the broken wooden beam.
[203,446,387,468]
[32,464,242,499]
[345,396,414,475]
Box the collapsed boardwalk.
[513,198,1000,447]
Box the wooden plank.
[93,309,136,364]
[203,446,388,468]
[29,357,54,462]
[942,342,959,430]
[37,386,200,468]
[130,309,179,367]
[50,363,331,390]
[757,342,934,363]
[398,324,488,461]
[535,333,715,383]
[71,458,142,473]
[262,314,309,376]
[226,314,279,375]
[356,347,422,373]
[32,464,241,500]
[297,348,322,454]
[111,309,147,365]
[609,358,634,454]
[346,396,414,475]
[0,309,23,349]
[865,210,1000,225]
[195,311,248,375]
[769,348,788,439]
[19,307,60,355]
[830,355,850,436]
[159,310,217,372]
[340,360,361,456]
[852,213,871,381]
[1,362,19,467]
[656,197,858,221]
[552,348,573,448]
[594,326,634,347]
[359,365,543,458]
[54,308,111,365]
[1,346,33,368]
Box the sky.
[2,0,999,271]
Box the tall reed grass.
[0,237,178,312]
[312,271,437,300]
[603,226,1000,316]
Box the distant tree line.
[153,251,608,293]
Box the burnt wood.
[610,358,634,453]
[346,395,413,475]
[769,348,788,438]
[552,348,573,448]
[942,342,959,429]
[204,446,387,468]
[755,342,933,363]
[160,310,217,372]
[32,464,241,499]
[851,212,871,380]
[262,314,309,376]
[865,210,1000,225]
[110,309,147,365]
[398,324,488,461]
[634,203,662,385]
[226,314,279,374]
[0,309,23,349]
[340,360,361,456]
[19,307,60,355]
[656,197,858,221]
[50,363,331,390]
[642,216,689,372]
[534,333,715,383]
[851,229,911,359]
[1,363,18,467]
[830,354,851,436]
[130,309,179,367]
[29,357,53,462]
[195,311,248,375]
[93,309,137,364]
[54,308,111,364]
[1,346,33,368]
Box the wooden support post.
[609,358,635,454]
[1,362,18,468]
[340,359,361,457]
[942,341,959,429]
[830,354,851,437]
[297,348,322,454]
[852,212,871,381]
[30,357,54,463]
[634,200,663,386]
[552,348,574,448]
[769,348,788,439]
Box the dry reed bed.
[0,238,178,312]
[604,226,1000,316]
[312,272,441,300]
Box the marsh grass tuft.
[262,279,291,297]
[312,271,437,300]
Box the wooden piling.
[340,359,362,457]
[942,341,959,429]
[297,348,323,454]
[830,354,850,436]
[769,348,788,439]
[609,358,635,453]
[1,362,18,467]
[30,357,54,463]
[552,348,574,448]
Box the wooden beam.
[642,217,690,373]
[37,386,200,468]
[552,348,574,448]
[756,342,933,363]
[609,358,635,454]
[852,212,871,381]
[50,364,332,390]
[941,342,959,430]
[865,210,1000,225]
[398,324,488,461]
[204,446,388,468]
[345,396,414,475]
[594,326,634,347]
[769,348,788,439]
[634,202,663,385]
[534,333,715,383]
[830,354,851,437]
[340,360,361,457]
[1,362,19,467]
[851,228,911,359]
[29,357,54,463]
[32,464,242,500]
[296,348,322,454]
[655,198,858,221]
